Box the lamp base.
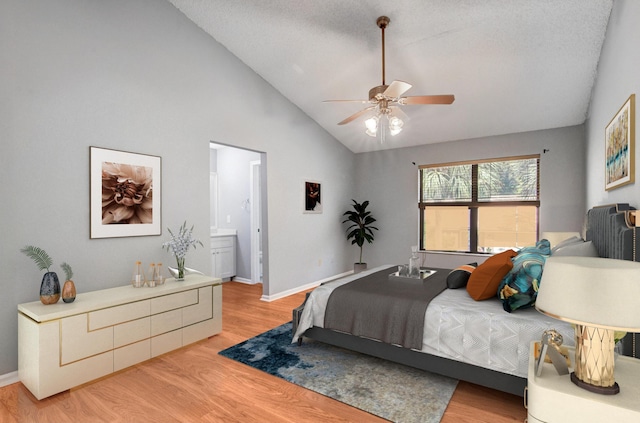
[571,372,620,395]
[573,324,620,394]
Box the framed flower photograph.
[303,180,322,214]
[90,146,161,238]
[605,94,635,191]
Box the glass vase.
[175,257,185,281]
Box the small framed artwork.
[303,180,322,214]
[605,94,635,191]
[90,146,161,238]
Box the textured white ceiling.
[167,0,613,153]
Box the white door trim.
[250,160,262,284]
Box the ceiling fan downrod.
[377,16,390,86]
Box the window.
[419,155,539,253]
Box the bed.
[292,203,640,396]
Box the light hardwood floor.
[1,282,527,422]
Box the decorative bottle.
[147,263,156,287]
[155,262,164,285]
[408,246,420,278]
[132,261,145,288]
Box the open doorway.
[210,142,266,289]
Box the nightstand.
[526,341,640,422]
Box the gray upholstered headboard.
[585,203,639,358]
[586,203,639,261]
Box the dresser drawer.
[89,300,150,330]
[114,339,150,371]
[114,317,150,347]
[151,309,182,336]
[151,330,182,357]
[151,290,197,314]
[183,318,216,345]
[211,236,234,249]
[61,314,113,365]
[53,351,113,395]
[183,286,213,326]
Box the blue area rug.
[219,322,458,423]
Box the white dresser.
[18,274,222,400]
[526,341,640,422]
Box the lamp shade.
[536,256,640,331]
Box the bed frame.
[296,203,640,396]
[585,204,640,358]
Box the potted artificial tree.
[343,199,378,273]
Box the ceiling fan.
[325,16,455,138]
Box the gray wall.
[354,125,586,269]
[1,0,355,375]
[586,0,640,210]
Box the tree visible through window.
[419,155,539,253]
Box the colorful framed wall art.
[605,94,635,191]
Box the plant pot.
[40,271,60,305]
[62,279,76,303]
[354,263,367,273]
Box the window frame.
[418,154,540,253]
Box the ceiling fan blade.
[337,106,375,125]
[323,99,370,103]
[401,95,455,105]
[389,106,409,122]
[383,80,412,99]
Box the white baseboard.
[260,270,353,302]
[232,277,253,284]
[0,371,19,388]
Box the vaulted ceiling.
[168,0,613,153]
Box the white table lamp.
[536,256,640,394]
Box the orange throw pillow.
[466,249,517,300]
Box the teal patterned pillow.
[498,239,550,312]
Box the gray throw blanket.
[324,266,448,350]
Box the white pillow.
[552,240,599,257]
[542,232,582,249]
[550,236,583,254]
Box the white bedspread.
[292,265,575,378]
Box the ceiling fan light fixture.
[388,115,404,136]
[365,116,379,137]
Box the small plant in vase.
[20,245,60,305]
[61,262,76,303]
[162,221,203,280]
